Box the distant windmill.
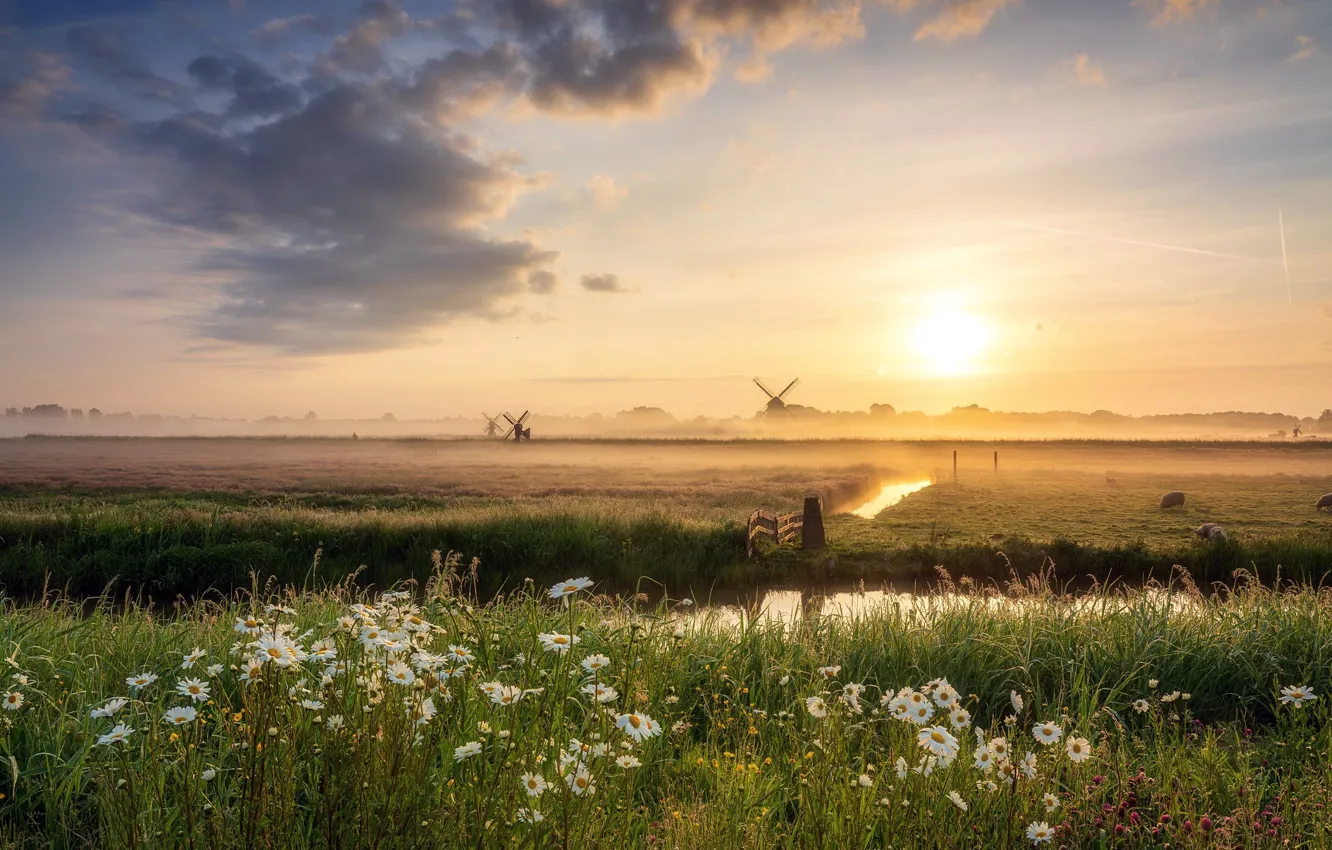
[482,413,504,438]
[502,410,532,441]
[754,378,799,416]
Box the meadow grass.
[1,562,1331,848]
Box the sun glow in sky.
[1,0,1330,419]
[910,306,991,378]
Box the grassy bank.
[1,570,1330,847]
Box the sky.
[0,0,1329,420]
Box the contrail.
[1001,221,1270,263]
[1279,210,1292,306]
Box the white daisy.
[1280,685,1316,707]
[98,723,134,746]
[1010,691,1024,713]
[566,765,596,796]
[1042,792,1060,812]
[948,790,968,812]
[91,698,128,719]
[1031,721,1063,746]
[163,706,198,726]
[616,755,642,769]
[949,706,972,730]
[538,633,580,654]
[549,577,593,600]
[615,712,662,742]
[516,808,544,824]
[582,683,619,704]
[1026,821,1054,844]
[2,691,23,711]
[234,615,264,635]
[917,725,959,760]
[817,665,841,679]
[454,741,483,762]
[1132,698,1151,713]
[1065,736,1091,763]
[521,772,548,797]
[805,696,828,718]
[126,672,158,690]
[181,648,206,669]
[177,678,211,703]
[581,654,612,674]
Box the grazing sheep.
[1105,477,1118,486]
[1159,491,1185,509]
[1206,525,1228,543]
[1318,494,1332,511]
[1195,522,1219,539]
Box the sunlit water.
[689,588,1191,630]
[850,479,933,518]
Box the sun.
[910,308,990,376]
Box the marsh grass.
[1,563,1331,848]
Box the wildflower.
[478,681,502,699]
[1161,690,1181,703]
[1020,751,1038,779]
[177,678,211,703]
[948,790,968,812]
[91,698,128,719]
[1280,685,1316,707]
[234,615,263,635]
[308,638,337,662]
[1065,736,1091,763]
[126,672,158,690]
[581,654,611,674]
[988,737,1010,762]
[98,724,134,746]
[973,746,994,773]
[1032,721,1063,745]
[1148,679,1159,689]
[616,712,662,742]
[1132,698,1151,713]
[201,768,217,781]
[895,757,908,779]
[163,706,198,726]
[517,808,544,824]
[494,685,524,707]
[538,633,580,654]
[566,765,596,796]
[386,660,416,687]
[857,773,873,788]
[181,648,206,669]
[805,696,828,718]
[205,663,223,677]
[673,626,686,640]
[2,691,22,711]
[1042,792,1059,812]
[617,755,642,769]
[549,577,593,600]
[817,665,841,679]
[917,726,959,760]
[582,683,619,704]
[257,635,303,668]
[933,680,960,708]
[908,701,935,726]
[301,699,324,711]
[1026,821,1054,844]
[454,741,483,762]
[240,659,265,685]
[325,715,345,731]
[413,698,437,725]
[949,706,972,730]
[1010,691,1024,713]
[521,772,548,797]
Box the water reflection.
[850,480,933,518]
[691,587,1190,630]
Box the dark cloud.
[528,270,560,294]
[65,23,187,104]
[581,273,630,293]
[48,0,871,354]
[187,54,302,119]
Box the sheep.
[1159,491,1185,509]
[1318,494,1332,511]
[1206,525,1228,543]
[1195,522,1219,539]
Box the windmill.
[753,378,799,416]
[502,410,532,441]
[482,413,504,438]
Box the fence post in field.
[953,450,958,483]
[994,450,998,475]
[801,495,825,549]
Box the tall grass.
[1,563,1330,847]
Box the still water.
[849,479,933,518]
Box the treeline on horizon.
[4,401,1332,440]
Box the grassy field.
[1,571,1330,848]
[2,438,1332,597]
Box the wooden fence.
[746,495,825,557]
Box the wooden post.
[953,450,958,483]
[994,450,998,475]
[801,495,825,549]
